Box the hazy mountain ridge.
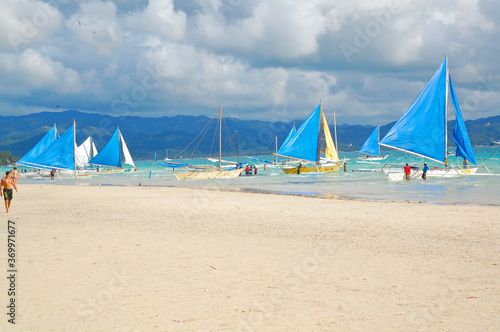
[0,111,498,160]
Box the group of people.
[404,163,430,181]
[404,159,472,180]
[244,165,257,175]
[1,167,19,213]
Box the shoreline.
[20,179,500,207]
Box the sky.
[0,0,499,125]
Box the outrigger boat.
[274,102,341,174]
[17,120,95,178]
[89,127,136,173]
[357,125,389,162]
[172,106,244,180]
[379,56,491,180]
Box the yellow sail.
[322,112,339,162]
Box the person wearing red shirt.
[404,163,411,181]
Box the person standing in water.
[422,163,429,180]
[1,171,18,213]
[404,163,411,181]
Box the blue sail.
[280,125,296,150]
[450,75,476,165]
[380,59,447,163]
[28,124,76,170]
[358,126,379,156]
[89,128,121,167]
[276,104,321,162]
[17,125,59,166]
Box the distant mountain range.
[1,110,499,160]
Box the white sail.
[75,137,93,167]
[120,132,135,167]
[92,141,98,158]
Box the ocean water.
[6,147,500,206]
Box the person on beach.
[297,163,301,174]
[343,162,347,172]
[245,165,249,175]
[50,169,55,180]
[254,166,257,175]
[12,167,18,184]
[1,171,18,213]
[404,163,411,181]
[422,163,429,180]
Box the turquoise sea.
[5,147,500,206]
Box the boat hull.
[97,169,126,174]
[282,164,340,174]
[384,166,479,181]
[426,167,478,177]
[173,168,243,181]
[384,169,422,181]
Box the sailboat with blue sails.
[379,56,486,180]
[17,124,59,168]
[274,102,341,174]
[17,120,94,177]
[357,125,388,162]
[89,127,136,173]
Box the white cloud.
[66,1,125,55]
[124,0,186,41]
[0,0,63,52]
[0,49,82,95]
[193,0,330,59]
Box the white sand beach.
[0,184,499,331]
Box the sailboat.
[75,136,99,168]
[89,127,136,173]
[357,125,388,162]
[17,120,92,177]
[17,124,59,168]
[379,56,485,180]
[274,102,341,174]
[164,149,171,161]
[172,106,244,180]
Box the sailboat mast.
[235,130,239,163]
[333,109,338,152]
[445,55,449,162]
[118,127,122,169]
[73,119,77,178]
[317,101,323,164]
[54,123,57,139]
[219,106,222,171]
[377,120,380,156]
[275,136,278,164]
